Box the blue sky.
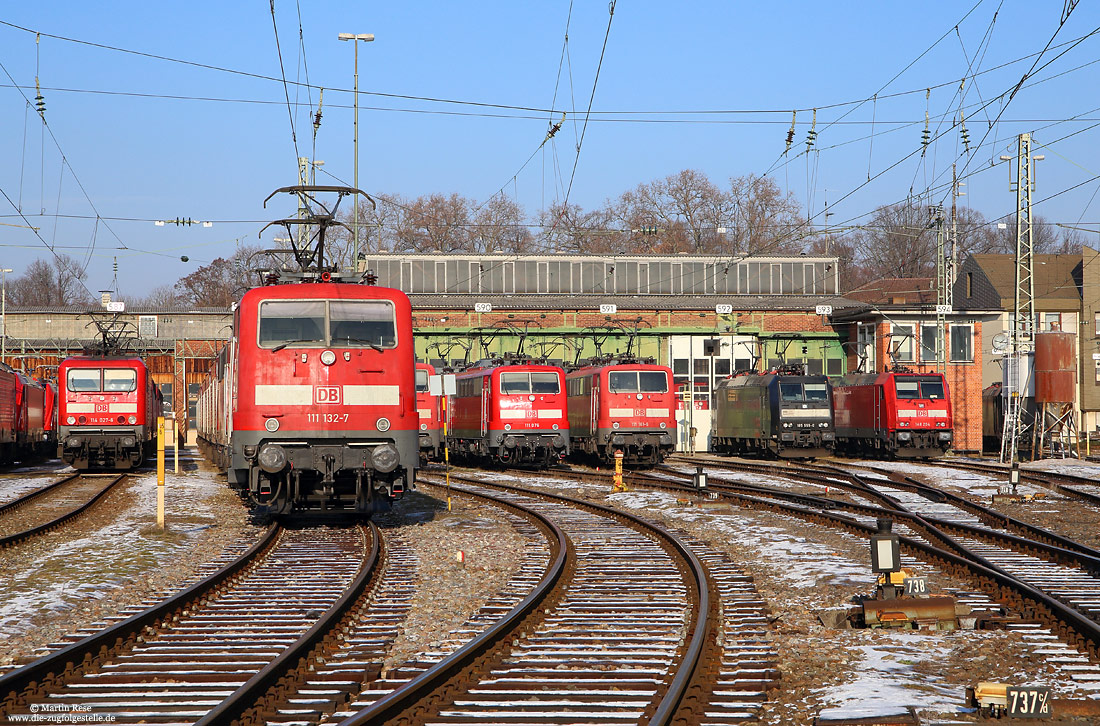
[1,1,1098,298]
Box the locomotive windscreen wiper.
[270,339,318,352]
[333,337,384,352]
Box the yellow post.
[156,416,165,529]
[613,449,625,493]
[173,418,180,474]
[443,395,451,512]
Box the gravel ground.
[491,469,1100,725]
[0,454,262,670]
[376,484,526,671]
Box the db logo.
[95,403,109,413]
[315,386,341,404]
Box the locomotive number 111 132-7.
[307,412,349,423]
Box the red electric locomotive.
[197,281,418,515]
[565,358,675,465]
[449,356,569,467]
[832,370,953,458]
[56,355,160,469]
[416,362,443,461]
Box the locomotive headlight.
[375,417,391,432]
[660,422,667,429]
[128,415,138,425]
[258,444,288,473]
[552,423,559,431]
[121,436,136,448]
[612,422,620,429]
[420,423,427,431]
[320,350,337,365]
[504,423,512,431]
[504,436,517,448]
[66,416,76,425]
[265,417,280,432]
[370,443,399,473]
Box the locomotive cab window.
[257,299,396,349]
[896,378,944,399]
[779,381,804,401]
[67,369,101,392]
[895,380,920,399]
[329,300,396,348]
[259,301,325,347]
[415,369,429,393]
[609,371,669,393]
[103,370,137,392]
[920,379,945,399]
[500,372,560,395]
[804,382,828,401]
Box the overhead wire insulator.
[920,88,930,156]
[34,78,45,120]
[784,110,796,155]
[960,111,971,154]
[313,88,323,133]
[805,108,817,152]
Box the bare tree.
[727,174,806,255]
[7,255,92,307]
[125,284,186,310]
[537,201,619,254]
[471,195,534,253]
[174,244,264,308]
[394,193,471,252]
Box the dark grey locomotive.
[713,370,835,458]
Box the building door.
[669,334,758,452]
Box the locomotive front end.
[774,376,835,458]
[57,358,152,470]
[231,286,418,515]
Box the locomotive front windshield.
[608,371,668,393]
[896,378,945,400]
[415,369,429,393]
[66,368,137,393]
[500,371,561,395]
[258,300,396,349]
[779,381,829,402]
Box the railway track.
[894,457,1100,508]
[0,473,127,549]
[655,456,1100,663]
[0,524,378,723]
[321,472,744,726]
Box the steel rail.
[0,523,280,712]
[391,471,715,726]
[337,477,570,726]
[0,474,126,550]
[196,522,381,726]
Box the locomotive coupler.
[320,453,337,494]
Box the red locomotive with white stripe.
[449,357,569,467]
[415,362,443,461]
[565,359,675,465]
[56,356,160,469]
[196,281,418,515]
[832,370,953,458]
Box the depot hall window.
[890,324,914,362]
[949,324,974,363]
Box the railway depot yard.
[1,453,1099,724]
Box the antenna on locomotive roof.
[258,185,374,282]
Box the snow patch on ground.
[0,470,226,639]
[815,635,962,716]
[0,476,58,506]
